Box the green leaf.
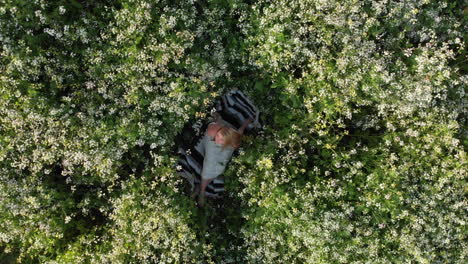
[254,81,265,92]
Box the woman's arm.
[237,118,253,135]
[213,112,222,123]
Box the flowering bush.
[0,0,465,263]
[229,0,466,263]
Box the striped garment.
[175,89,261,198]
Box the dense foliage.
[0,0,466,263]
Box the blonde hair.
[219,126,242,150]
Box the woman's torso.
[200,124,235,179]
[204,132,235,159]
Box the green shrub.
[0,0,465,263]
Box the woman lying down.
[193,112,253,207]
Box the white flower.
[403,48,413,57]
[59,6,66,15]
[257,157,273,170]
[136,139,145,146]
[85,81,95,89]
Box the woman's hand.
[212,112,222,123]
[237,117,254,135]
[242,117,254,127]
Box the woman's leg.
[198,178,214,207]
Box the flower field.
[0,0,466,263]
